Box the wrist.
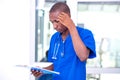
[69,25,76,33]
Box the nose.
[53,23,58,29]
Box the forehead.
[49,11,60,21]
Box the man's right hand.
[31,68,43,78]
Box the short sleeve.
[78,27,96,58]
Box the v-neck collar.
[58,32,70,44]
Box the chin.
[57,30,62,33]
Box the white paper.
[15,62,60,75]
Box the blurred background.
[0,0,120,80]
[35,0,120,80]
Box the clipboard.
[15,63,60,75]
[31,67,60,75]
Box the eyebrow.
[50,20,59,23]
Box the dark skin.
[31,11,90,77]
[50,11,90,61]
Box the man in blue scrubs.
[31,2,96,80]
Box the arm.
[69,26,90,61]
[58,12,90,61]
[44,64,53,70]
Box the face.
[49,11,68,33]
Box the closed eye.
[54,20,59,23]
[50,20,59,24]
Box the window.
[77,1,120,80]
[35,0,120,80]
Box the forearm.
[69,26,90,61]
[44,64,53,70]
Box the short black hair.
[49,2,70,15]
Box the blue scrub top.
[48,26,96,80]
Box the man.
[31,2,96,80]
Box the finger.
[57,15,65,23]
[31,70,43,77]
[34,72,40,77]
[34,72,43,77]
[58,15,64,21]
[60,12,66,15]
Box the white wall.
[0,0,35,80]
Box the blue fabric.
[48,26,96,80]
[38,74,52,80]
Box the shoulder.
[50,32,60,43]
[51,32,60,39]
[51,32,59,37]
[76,26,93,35]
